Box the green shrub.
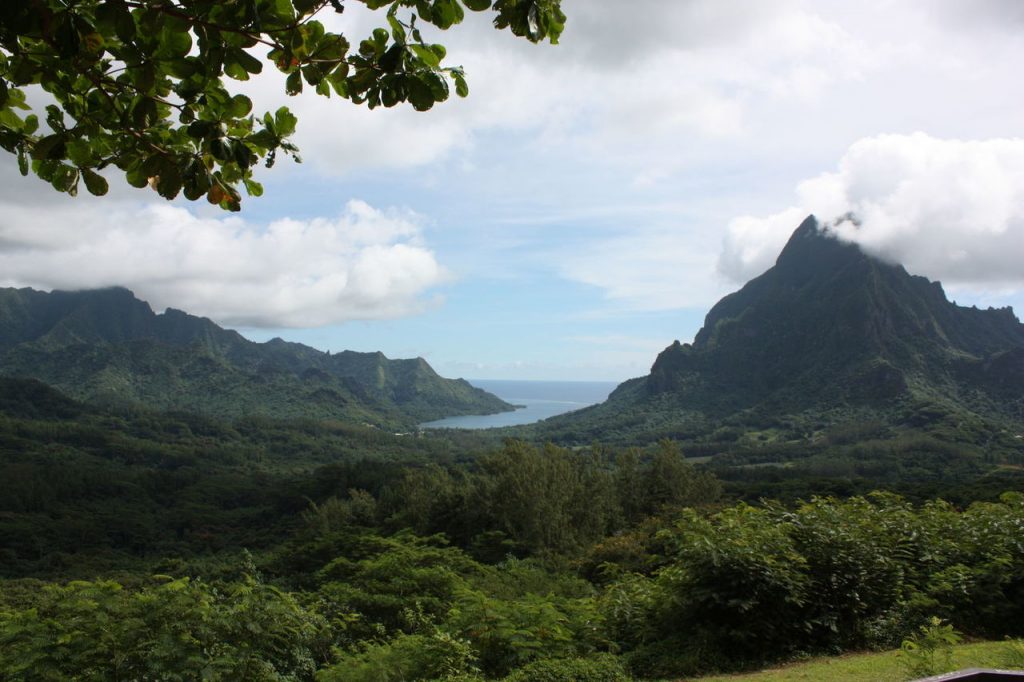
[501,654,632,682]
[447,588,604,677]
[648,505,811,660]
[0,574,327,681]
[899,617,962,679]
[318,630,477,682]
[315,533,474,639]
[789,495,914,648]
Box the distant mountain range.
[536,216,1024,445]
[0,286,511,426]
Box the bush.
[648,505,811,661]
[899,617,962,679]
[318,631,478,682]
[0,574,327,681]
[502,654,632,682]
[447,589,602,677]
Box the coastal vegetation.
[2,380,1024,679]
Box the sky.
[3,0,1024,381]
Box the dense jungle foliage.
[3,377,1024,679]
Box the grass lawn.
[692,641,1017,681]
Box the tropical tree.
[0,0,565,209]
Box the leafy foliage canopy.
[0,0,565,209]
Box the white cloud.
[719,133,1024,291]
[926,0,1024,30]
[717,206,811,282]
[226,0,879,179]
[0,199,448,327]
[559,227,725,311]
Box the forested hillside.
[530,217,1024,452]
[0,287,512,426]
[3,378,1024,680]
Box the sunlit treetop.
[0,0,565,210]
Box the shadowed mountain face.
[539,216,1024,443]
[0,287,511,426]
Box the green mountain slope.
[536,216,1024,445]
[0,287,511,426]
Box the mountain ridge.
[533,215,1024,444]
[0,286,512,426]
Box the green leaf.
[285,71,303,95]
[433,0,466,29]
[155,164,183,199]
[387,14,407,42]
[462,0,491,9]
[50,164,78,193]
[407,77,434,111]
[45,105,66,133]
[424,71,449,100]
[5,87,29,111]
[81,169,109,196]
[183,159,211,200]
[233,142,254,169]
[233,48,264,75]
[326,67,349,97]
[454,71,469,97]
[114,8,137,42]
[301,64,323,86]
[273,107,297,137]
[66,139,93,167]
[158,26,193,59]
[53,15,81,58]
[246,129,276,151]
[210,138,232,162]
[166,58,198,79]
[380,44,405,72]
[228,94,253,118]
[243,177,264,197]
[294,0,320,14]
[33,135,66,161]
[133,64,156,93]
[224,61,250,81]
[409,45,441,68]
[125,162,149,188]
[0,109,23,131]
[187,120,219,140]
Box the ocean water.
[420,379,619,430]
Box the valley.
[2,218,1023,680]
[4,1,1024,679]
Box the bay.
[420,379,618,430]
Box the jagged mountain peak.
[544,216,1024,444]
[773,214,854,266]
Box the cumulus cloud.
[227,0,879,179]
[717,207,811,282]
[0,199,448,327]
[719,133,1024,290]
